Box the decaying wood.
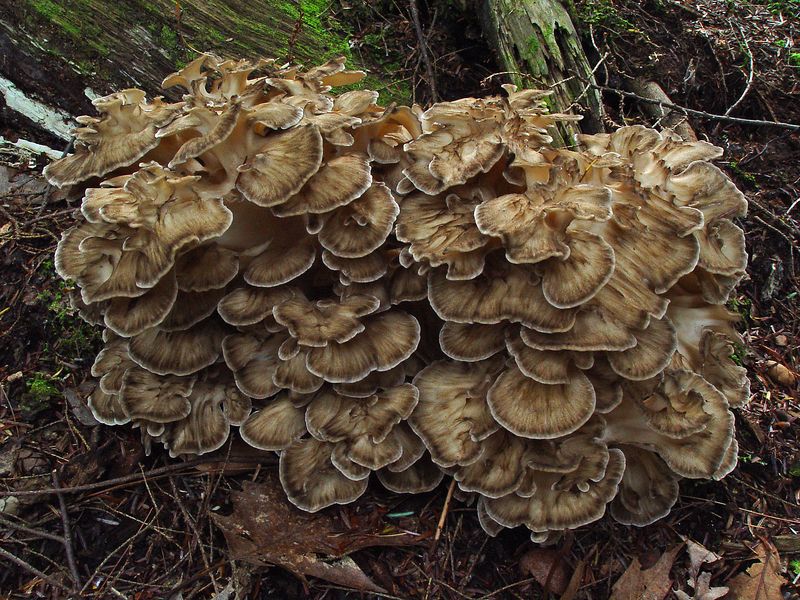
[480,0,605,143]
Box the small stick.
[409,0,439,102]
[0,545,71,593]
[0,513,66,544]
[432,478,456,550]
[52,472,82,588]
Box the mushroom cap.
[174,245,239,292]
[409,358,503,467]
[487,363,596,440]
[439,322,507,362]
[609,445,679,526]
[239,393,307,451]
[377,454,444,493]
[273,293,380,347]
[129,318,228,376]
[119,367,194,423]
[279,437,369,511]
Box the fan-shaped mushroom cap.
[700,329,749,408]
[44,92,183,187]
[218,286,295,327]
[385,423,427,472]
[273,293,380,347]
[279,437,369,511]
[167,376,251,456]
[103,270,178,337]
[487,363,596,439]
[129,319,227,376]
[410,358,503,467]
[454,429,527,498]
[236,125,324,206]
[318,183,399,258]
[160,288,226,332]
[239,393,307,450]
[305,311,420,383]
[484,448,625,538]
[607,316,678,381]
[439,322,507,361]
[609,445,679,526]
[91,336,135,396]
[88,388,129,426]
[428,260,577,333]
[167,100,242,169]
[322,250,389,284]
[506,333,592,384]
[604,382,735,479]
[305,384,418,471]
[175,245,239,292]
[241,223,317,288]
[272,154,372,217]
[377,454,444,493]
[119,367,194,423]
[222,331,283,399]
[396,192,490,280]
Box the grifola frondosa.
[50,55,749,542]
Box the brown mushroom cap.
[218,286,295,327]
[377,454,444,493]
[103,270,178,337]
[129,318,227,376]
[609,445,679,526]
[222,331,283,399]
[239,393,307,451]
[119,367,194,423]
[409,358,503,467]
[439,322,507,362]
[279,437,369,511]
[607,316,678,381]
[273,293,380,347]
[317,183,399,258]
[454,429,527,498]
[487,363,596,439]
[174,245,239,292]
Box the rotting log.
[480,0,604,144]
[0,0,407,145]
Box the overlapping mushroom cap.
[51,55,749,541]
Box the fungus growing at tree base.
[49,54,749,542]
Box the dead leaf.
[64,385,100,426]
[561,558,586,600]
[726,540,785,600]
[765,361,796,387]
[610,544,682,600]
[520,548,569,595]
[685,539,723,582]
[212,477,421,593]
[675,572,728,600]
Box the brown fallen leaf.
[520,548,569,595]
[610,544,682,600]
[675,571,729,600]
[765,361,797,387]
[725,540,785,600]
[675,539,727,600]
[212,477,421,593]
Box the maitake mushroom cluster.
[47,55,750,542]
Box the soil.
[0,0,799,598]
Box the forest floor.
[1,0,799,598]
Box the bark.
[480,0,604,144]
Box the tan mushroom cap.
[322,249,390,284]
[428,261,577,333]
[487,363,596,439]
[174,245,239,292]
[409,358,503,467]
[389,265,428,305]
[44,92,182,187]
[244,235,317,289]
[104,270,178,337]
[279,437,369,511]
[218,286,295,327]
[168,377,252,457]
[239,393,307,451]
[119,367,194,423]
[222,331,283,399]
[332,363,407,398]
[607,316,678,381]
[439,322,507,362]
[697,218,747,276]
[88,387,130,426]
[485,448,624,537]
[585,358,624,413]
[273,293,380,347]
[273,348,325,393]
[385,423,427,472]
[91,335,136,395]
[129,318,227,376]
[513,341,591,389]
[604,388,735,479]
[318,183,399,258]
[454,429,527,498]
[245,101,304,132]
[160,287,226,331]
[167,100,242,169]
[236,125,324,206]
[272,153,372,217]
[395,192,490,280]
[700,329,749,408]
[305,310,420,383]
[377,454,444,493]
[609,445,679,526]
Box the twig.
[586,81,800,131]
[0,545,71,593]
[431,478,456,551]
[52,472,82,588]
[0,456,268,497]
[724,24,755,117]
[409,0,439,102]
[0,513,65,544]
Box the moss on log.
[481,0,604,143]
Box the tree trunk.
[480,0,604,144]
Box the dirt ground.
[0,0,799,598]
